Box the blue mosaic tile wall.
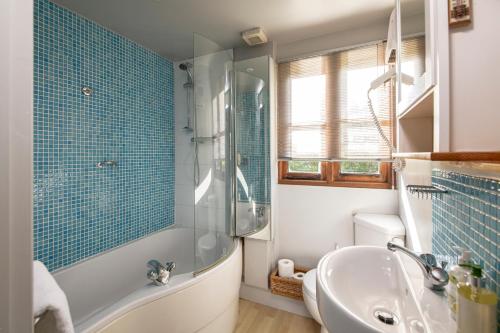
[34,0,175,271]
[432,169,499,322]
[236,91,270,204]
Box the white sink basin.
[317,246,428,333]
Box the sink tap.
[387,242,449,291]
[147,260,175,286]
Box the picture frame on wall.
[449,0,472,27]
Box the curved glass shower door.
[234,56,271,237]
[192,34,235,273]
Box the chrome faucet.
[147,260,175,286]
[387,242,449,291]
[248,206,266,218]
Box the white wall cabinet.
[395,0,450,154]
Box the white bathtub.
[54,227,242,333]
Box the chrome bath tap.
[387,242,449,291]
[147,260,175,286]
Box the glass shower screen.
[192,36,271,272]
[192,34,235,273]
[234,56,271,237]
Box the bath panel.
[53,227,240,333]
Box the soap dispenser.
[447,249,472,319]
[456,265,497,333]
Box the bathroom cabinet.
[395,0,450,154]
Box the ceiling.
[52,0,421,61]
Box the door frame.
[0,0,34,332]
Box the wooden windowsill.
[392,151,500,162]
[278,161,393,189]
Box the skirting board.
[239,283,311,318]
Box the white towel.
[33,261,74,333]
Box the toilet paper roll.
[292,272,305,281]
[278,259,294,277]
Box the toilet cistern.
[387,241,449,291]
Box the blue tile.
[236,91,270,204]
[33,0,175,272]
[432,169,500,328]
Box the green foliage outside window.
[288,161,320,173]
[288,160,380,175]
[340,161,380,175]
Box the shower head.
[179,62,193,85]
[179,62,192,71]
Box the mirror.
[397,0,433,114]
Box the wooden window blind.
[278,42,394,161]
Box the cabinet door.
[396,0,436,115]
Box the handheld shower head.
[179,62,193,85]
[179,62,192,71]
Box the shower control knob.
[147,270,158,281]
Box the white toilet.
[302,213,405,333]
[303,268,327,333]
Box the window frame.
[278,161,393,189]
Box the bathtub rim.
[76,236,241,333]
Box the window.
[278,43,394,161]
[288,161,321,174]
[276,40,420,189]
[279,161,392,189]
[340,161,380,175]
[277,38,425,188]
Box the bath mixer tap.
[248,206,266,218]
[147,260,175,286]
[387,242,449,291]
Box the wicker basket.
[269,266,309,300]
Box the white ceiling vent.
[241,27,268,46]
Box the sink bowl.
[317,246,428,333]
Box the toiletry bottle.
[456,265,497,333]
[447,249,472,319]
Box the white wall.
[0,0,33,331]
[174,60,195,229]
[0,1,11,325]
[276,185,398,269]
[397,160,433,253]
[277,14,425,62]
[277,21,388,62]
[449,0,500,151]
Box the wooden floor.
[235,299,321,333]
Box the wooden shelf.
[398,88,434,120]
[393,152,432,160]
[393,151,500,162]
[397,88,434,154]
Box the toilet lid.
[303,269,317,300]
